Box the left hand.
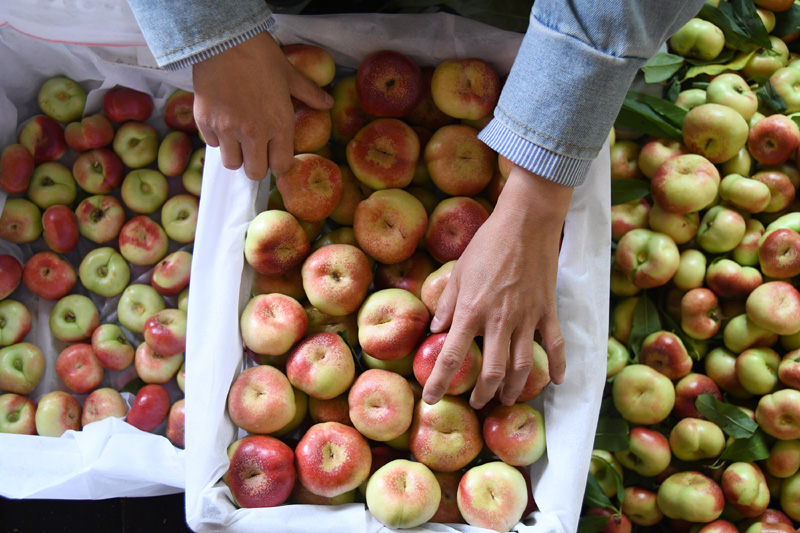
[420,164,573,409]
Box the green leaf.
[720,429,771,462]
[695,394,759,439]
[642,53,685,84]
[577,515,612,533]
[584,473,614,510]
[616,91,687,141]
[793,116,800,130]
[628,294,662,360]
[594,417,630,452]
[728,0,772,49]
[121,377,146,395]
[756,80,789,114]
[684,48,737,66]
[610,179,650,206]
[773,3,800,38]
[684,50,755,80]
[698,2,770,52]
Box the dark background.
[0,494,193,532]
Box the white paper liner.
[0,27,189,499]
[185,12,612,533]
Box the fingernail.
[430,317,441,331]
[324,93,334,106]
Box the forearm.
[480,0,706,187]
[125,0,275,70]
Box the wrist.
[496,165,573,226]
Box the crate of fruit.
[183,12,612,533]
[0,16,190,498]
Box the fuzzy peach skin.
[294,421,372,498]
[366,459,441,529]
[409,394,482,473]
[226,364,296,435]
[424,196,489,263]
[275,153,342,222]
[413,332,481,396]
[353,188,428,265]
[456,461,528,533]
[424,124,495,196]
[244,210,310,277]
[346,118,420,190]
[482,402,546,466]
[285,332,355,400]
[301,243,372,317]
[240,293,308,356]
[348,368,414,442]
[357,288,429,361]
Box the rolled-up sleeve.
[479,0,706,187]
[125,0,275,71]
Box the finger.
[217,135,244,171]
[470,326,510,410]
[499,321,536,406]
[422,317,476,406]
[240,135,269,181]
[289,68,334,110]
[539,312,566,385]
[267,129,295,175]
[198,124,220,148]
[430,269,458,333]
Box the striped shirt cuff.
[161,17,277,72]
[478,119,592,188]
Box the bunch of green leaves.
[695,394,770,462]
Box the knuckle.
[511,357,533,375]
[481,363,506,384]
[438,350,465,372]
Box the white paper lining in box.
[0,27,188,500]
[185,12,611,533]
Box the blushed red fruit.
[424,196,489,263]
[224,435,296,508]
[72,147,124,194]
[55,343,104,394]
[102,86,154,123]
[275,153,343,222]
[356,49,423,117]
[126,383,170,432]
[346,118,420,190]
[18,115,67,163]
[64,113,115,152]
[294,421,372,498]
[413,332,482,396]
[0,144,35,194]
[42,205,80,255]
[22,251,77,300]
[0,255,23,300]
[163,89,197,134]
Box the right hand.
[191,31,333,180]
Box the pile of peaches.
[592,1,800,531]
[0,76,201,446]
[224,45,548,531]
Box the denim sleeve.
[478,0,706,187]
[125,0,275,71]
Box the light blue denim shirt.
[126,0,705,187]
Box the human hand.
[192,31,333,180]
[420,165,573,409]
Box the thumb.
[431,275,458,333]
[289,68,334,110]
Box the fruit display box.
[184,12,613,533]
[0,24,186,498]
